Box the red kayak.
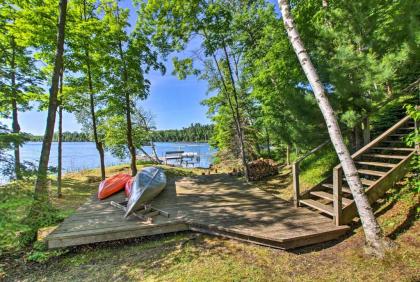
[98,173,132,200]
[124,177,134,197]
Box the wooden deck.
[47,174,350,249]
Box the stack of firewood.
[247,158,279,181]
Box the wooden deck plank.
[47,174,350,249]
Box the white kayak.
[124,167,167,218]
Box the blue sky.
[4,0,280,135]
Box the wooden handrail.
[292,140,329,207]
[334,115,411,170]
[331,114,411,225]
[291,104,412,211]
[294,140,330,164]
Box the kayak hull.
[125,177,134,197]
[124,167,167,217]
[98,173,131,200]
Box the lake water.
[3,142,215,181]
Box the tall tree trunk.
[278,0,393,257]
[221,43,250,181]
[33,0,68,202]
[10,38,21,180]
[57,70,63,198]
[201,28,250,180]
[265,127,271,158]
[57,104,62,198]
[349,128,356,152]
[85,49,106,180]
[117,40,137,176]
[355,124,363,151]
[362,117,370,145]
[83,0,106,180]
[286,143,291,165]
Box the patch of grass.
[0,181,36,253]
[299,145,338,189]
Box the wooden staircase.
[296,115,417,225]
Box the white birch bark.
[278,0,393,257]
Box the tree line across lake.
[27,123,213,143]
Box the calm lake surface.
[8,141,215,176]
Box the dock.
[46,174,349,249]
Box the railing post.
[333,167,342,225]
[292,162,300,207]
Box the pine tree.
[278,0,395,258]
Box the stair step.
[355,161,397,168]
[363,153,406,159]
[299,199,334,216]
[371,147,414,151]
[398,127,415,130]
[360,178,376,186]
[358,169,386,177]
[390,134,406,137]
[382,140,405,144]
[310,191,353,206]
[322,183,352,194]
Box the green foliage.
[152,123,213,142]
[404,104,420,147]
[0,183,33,253]
[0,1,45,117]
[0,181,69,254]
[26,241,68,263]
[29,131,91,142]
[299,144,338,187]
[292,0,419,123]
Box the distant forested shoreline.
[28,123,213,143]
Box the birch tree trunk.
[33,0,68,201]
[278,0,394,257]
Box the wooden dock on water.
[46,174,350,249]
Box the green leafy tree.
[65,0,108,180]
[99,0,164,176]
[278,0,395,258]
[0,1,44,180]
[32,0,68,205]
[142,0,275,180]
[290,0,419,150]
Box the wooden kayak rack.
[110,200,170,223]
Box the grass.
[0,164,419,281]
[254,146,338,201]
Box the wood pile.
[248,158,279,181]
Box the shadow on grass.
[388,201,419,240]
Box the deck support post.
[292,162,300,207]
[333,167,342,225]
